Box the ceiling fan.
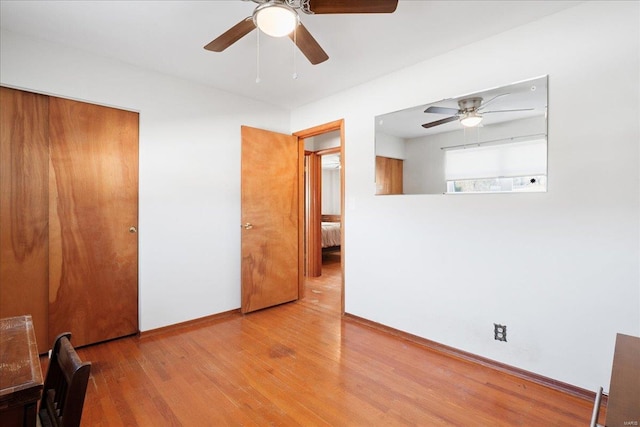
[422,94,534,129]
[204,0,399,65]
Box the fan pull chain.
[256,29,261,84]
[463,125,480,146]
[292,26,298,80]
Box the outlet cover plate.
[494,323,507,342]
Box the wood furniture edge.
[321,214,341,223]
[343,312,606,404]
[139,309,241,338]
[605,333,640,426]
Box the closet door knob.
[242,223,253,230]
[129,226,137,233]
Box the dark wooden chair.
[38,333,91,427]
[589,386,604,427]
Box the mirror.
[375,76,548,195]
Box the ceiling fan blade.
[204,17,255,52]
[289,23,329,65]
[425,106,459,115]
[483,108,535,114]
[421,116,459,129]
[478,93,509,110]
[307,0,398,14]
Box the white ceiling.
[0,0,581,110]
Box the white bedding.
[321,222,341,248]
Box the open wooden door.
[241,126,302,313]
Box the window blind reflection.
[445,138,546,181]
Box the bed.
[321,215,341,250]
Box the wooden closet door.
[0,87,50,353]
[48,97,138,348]
[375,156,403,195]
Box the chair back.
[39,333,91,427]
[590,386,604,427]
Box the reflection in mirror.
[375,76,548,195]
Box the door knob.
[129,226,137,233]
[242,223,253,230]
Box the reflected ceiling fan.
[422,94,534,129]
[204,0,399,65]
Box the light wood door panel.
[48,97,138,347]
[375,156,403,195]
[241,126,301,313]
[0,87,50,353]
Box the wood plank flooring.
[43,254,597,426]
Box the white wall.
[0,29,290,331]
[375,131,406,160]
[310,131,341,151]
[322,168,341,215]
[291,1,639,392]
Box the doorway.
[294,120,344,313]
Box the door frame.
[305,146,341,277]
[293,119,345,314]
[304,151,322,277]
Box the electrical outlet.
[494,323,507,342]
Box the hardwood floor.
[44,255,597,426]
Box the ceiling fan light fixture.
[460,111,483,127]
[254,3,299,38]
